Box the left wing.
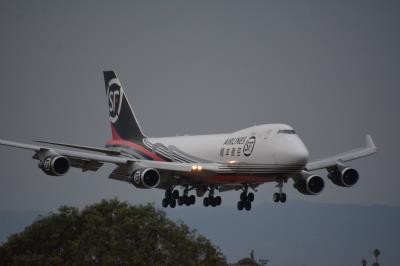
[306,135,377,171]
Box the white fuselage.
[145,124,309,176]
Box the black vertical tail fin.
[103,71,146,142]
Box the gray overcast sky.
[0,0,399,211]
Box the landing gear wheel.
[203,197,209,207]
[189,195,196,205]
[273,193,280,203]
[237,201,244,210]
[208,197,215,207]
[237,185,256,210]
[215,196,222,206]
[169,198,176,208]
[280,193,287,203]
[247,192,254,202]
[184,196,191,206]
[245,201,252,211]
[162,198,168,208]
[172,190,179,199]
[240,192,247,202]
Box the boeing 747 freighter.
[0,71,377,211]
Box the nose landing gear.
[273,177,287,203]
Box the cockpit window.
[277,129,296,134]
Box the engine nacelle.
[293,171,325,195]
[130,168,161,189]
[327,164,359,187]
[39,155,70,176]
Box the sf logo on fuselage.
[243,136,256,156]
[107,78,124,123]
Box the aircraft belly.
[182,165,302,186]
[202,174,277,185]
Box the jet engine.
[39,155,70,176]
[327,164,359,187]
[130,168,161,189]
[293,171,325,195]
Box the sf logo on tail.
[107,79,124,123]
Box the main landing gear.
[178,186,196,206]
[273,178,287,203]
[237,186,254,211]
[162,187,196,208]
[203,187,222,207]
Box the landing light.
[191,165,202,172]
[229,160,237,164]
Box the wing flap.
[69,158,104,172]
[109,164,133,182]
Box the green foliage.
[0,199,226,266]
[361,259,367,266]
[373,248,380,260]
[250,250,254,260]
[237,257,260,266]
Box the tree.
[0,199,227,266]
[259,259,269,266]
[236,250,260,266]
[361,259,367,266]
[250,250,255,260]
[237,257,260,266]
[373,248,380,265]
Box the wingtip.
[366,134,377,150]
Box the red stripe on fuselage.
[108,124,164,161]
[203,175,271,184]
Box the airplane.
[0,71,377,211]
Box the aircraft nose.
[276,138,309,166]
[290,142,309,166]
